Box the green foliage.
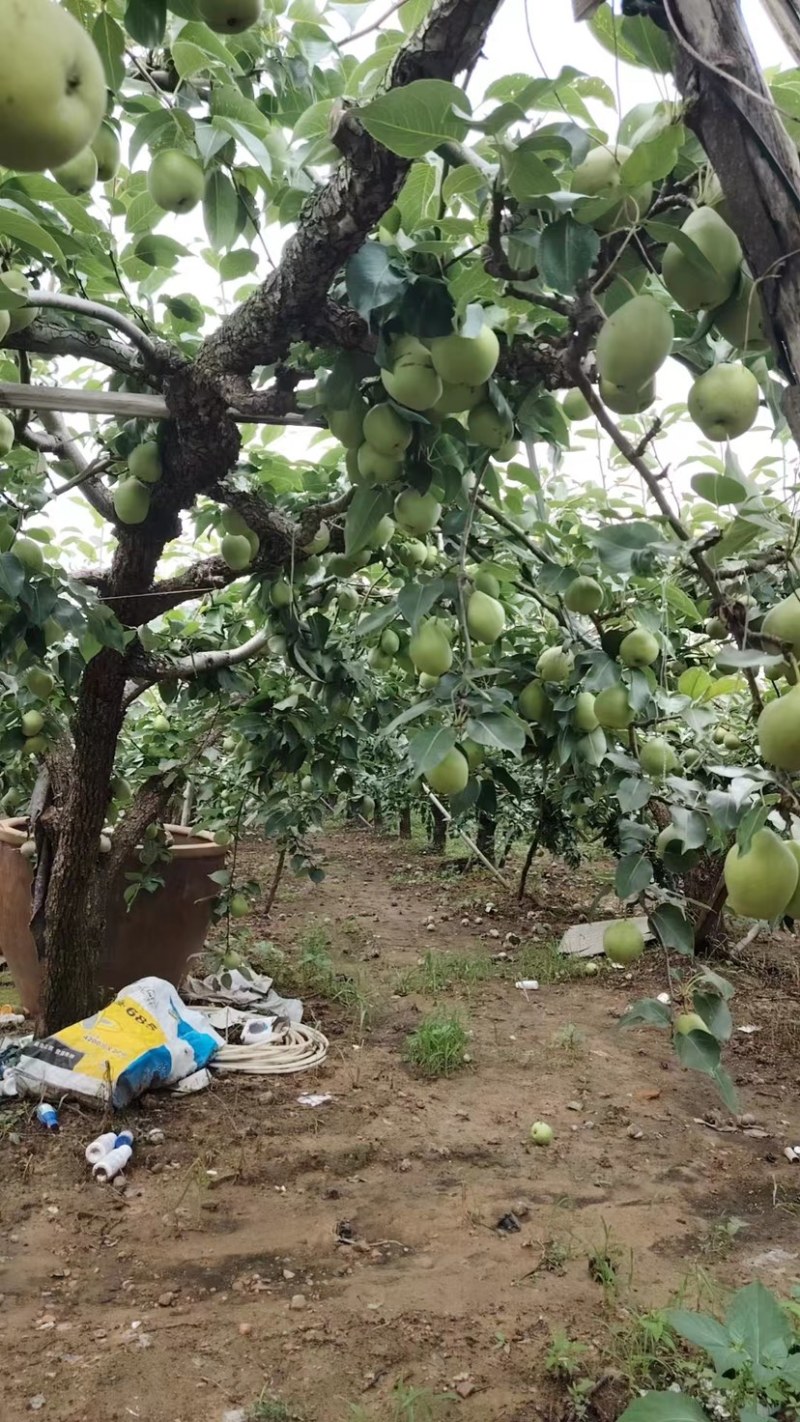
[405,1012,469,1077]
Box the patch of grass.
[552,1022,584,1052]
[249,919,376,1027]
[515,940,594,984]
[350,1382,456,1422]
[394,949,498,996]
[700,1214,748,1259]
[405,1012,469,1077]
[249,1398,301,1422]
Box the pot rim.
[0,818,226,860]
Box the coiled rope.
[211,1021,328,1075]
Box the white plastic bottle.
[85,1131,118,1165]
[92,1143,132,1182]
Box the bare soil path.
[2,829,799,1422]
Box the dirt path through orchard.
[2,829,800,1422]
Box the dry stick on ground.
[568,362,765,717]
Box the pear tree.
[1,0,800,1117]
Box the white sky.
[42,0,793,563]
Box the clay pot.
[0,820,226,1018]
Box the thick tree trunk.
[399,804,412,839]
[476,812,496,865]
[39,652,128,1032]
[373,797,383,830]
[264,845,287,916]
[668,0,800,444]
[429,800,447,853]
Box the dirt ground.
[2,827,800,1422]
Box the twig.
[340,0,410,44]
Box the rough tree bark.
[429,800,448,853]
[663,0,800,445]
[476,812,496,866]
[25,0,508,1032]
[399,804,412,839]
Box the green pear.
[571,144,653,231]
[148,150,205,214]
[595,296,673,390]
[467,401,514,451]
[757,684,800,772]
[0,0,106,172]
[380,628,400,655]
[562,388,591,421]
[466,590,505,644]
[409,621,452,677]
[432,381,486,415]
[574,691,599,731]
[13,537,45,573]
[518,681,552,724]
[639,736,679,780]
[619,628,659,667]
[1,271,39,331]
[687,363,759,441]
[784,842,800,917]
[536,646,574,683]
[603,921,645,965]
[92,123,121,182]
[357,442,402,484]
[21,709,44,738]
[326,395,366,449]
[0,413,15,456]
[113,478,150,525]
[197,0,263,32]
[661,207,742,313]
[594,686,633,729]
[599,376,656,414]
[724,827,799,920]
[429,325,500,385]
[129,441,162,484]
[25,667,55,699]
[394,488,441,536]
[52,146,97,194]
[363,403,412,458]
[564,576,603,614]
[381,336,442,411]
[426,748,469,797]
[221,533,253,570]
[270,578,292,608]
[761,593,800,653]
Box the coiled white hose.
[211,1021,329,1075]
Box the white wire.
[211,1021,329,1075]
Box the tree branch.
[5,319,152,382]
[196,0,505,382]
[21,292,169,369]
[126,627,273,703]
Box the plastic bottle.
[35,1103,59,1132]
[85,1131,118,1165]
[92,1143,132,1182]
[114,1129,134,1150]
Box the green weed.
[249,919,376,1027]
[249,1399,299,1422]
[515,940,592,984]
[405,1012,469,1077]
[394,950,497,996]
[350,1382,456,1422]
